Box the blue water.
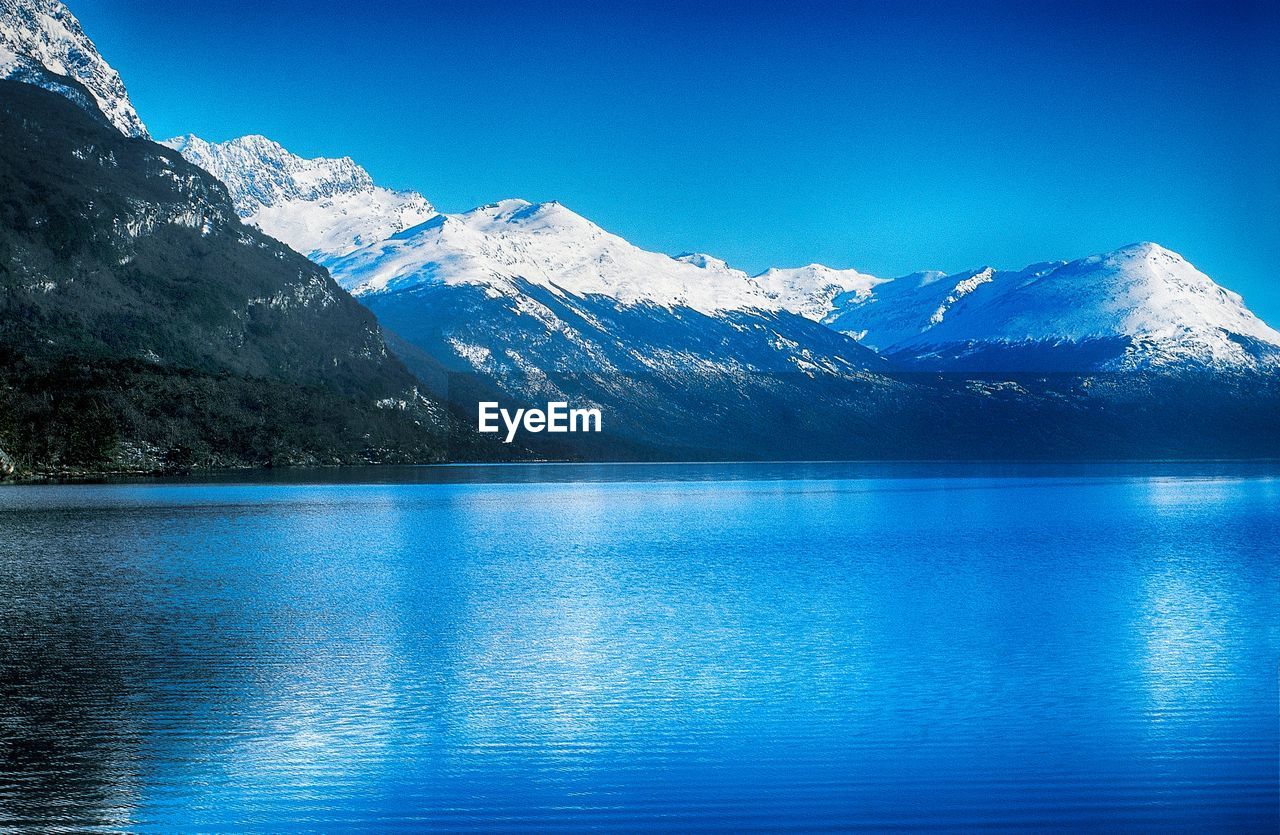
[0,463,1276,831]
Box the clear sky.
[76,0,1280,322]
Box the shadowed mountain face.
[0,81,458,476]
[363,280,1280,461]
[363,279,907,459]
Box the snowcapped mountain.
[322,200,914,457]
[2,2,1275,462]
[162,134,436,261]
[332,199,786,313]
[164,128,1279,392]
[827,243,1280,372]
[329,197,883,322]
[162,130,886,321]
[329,200,889,376]
[753,263,885,321]
[0,0,146,137]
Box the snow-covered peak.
[1027,243,1279,347]
[461,199,602,236]
[1106,241,1180,261]
[755,264,887,321]
[162,133,436,261]
[0,0,147,137]
[828,243,1280,370]
[165,133,377,214]
[675,252,733,271]
[165,132,887,319]
[330,197,894,321]
[330,200,805,315]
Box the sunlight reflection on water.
[0,462,1276,831]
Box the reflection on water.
[0,463,1277,831]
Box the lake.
[1,462,1277,831]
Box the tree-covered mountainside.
[0,80,460,477]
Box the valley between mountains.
[1,0,1277,477]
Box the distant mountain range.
[168,133,1280,377]
[1,0,1277,473]
[166,132,1278,459]
[826,244,1280,372]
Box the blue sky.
[77,0,1280,322]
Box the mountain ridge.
[164,132,1280,377]
[7,0,1277,381]
[160,133,436,262]
[3,0,1277,466]
[0,0,147,137]
[828,242,1280,372]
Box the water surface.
[1,463,1277,831]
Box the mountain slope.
[327,201,894,456]
[0,0,146,137]
[0,80,456,476]
[335,199,768,312]
[162,134,436,262]
[362,278,906,458]
[828,244,1280,372]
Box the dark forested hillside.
[0,80,455,477]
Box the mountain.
[325,201,1280,460]
[752,263,885,321]
[179,132,1280,381]
[196,139,1272,458]
[320,201,910,457]
[0,80,463,477]
[330,198,889,321]
[0,0,147,137]
[334,199,783,311]
[827,243,1280,372]
[161,134,436,262]
[163,133,890,321]
[3,1,1276,467]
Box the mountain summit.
[0,0,147,137]
[330,198,790,314]
[828,243,1280,372]
[161,134,436,262]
